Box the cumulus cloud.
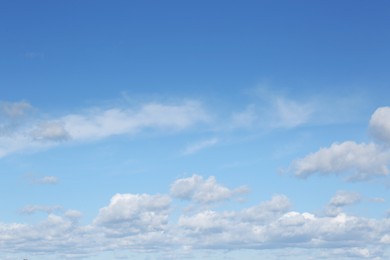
[291,106,390,181]
[292,141,390,181]
[370,106,390,145]
[1,176,390,259]
[170,175,249,203]
[324,191,362,216]
[94,193,171,236]
[0,100,209,157]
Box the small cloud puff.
[170,175,249,203]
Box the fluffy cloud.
[370,106,390,145]
[291,106,390,181]
[94,193,171,236]
[329,191,361,207]
[325,191,362,216]
[292,141,390,181]
[1,176,390,259]
[0,100,209,157]
[170,175,249,203]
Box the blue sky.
[1,1,390,259]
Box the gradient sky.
[1,1,390,259]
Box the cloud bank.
[1,175,389,259]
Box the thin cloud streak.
[0,100,210,157]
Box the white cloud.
[0,100,209,157]
[369,106,390,145]
[183,138,219,155]
[94,193,171,236]
[324,191,362,216]
[1,177,390,259]
[329,191,361,207]
[170,175,249,203]
[61,101,209,141]
[292,141,390,181]
[289,106,390,182]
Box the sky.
[1,1,390,259]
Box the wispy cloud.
[0,100,210,158]
[229,89,314,129]
[19,205,62,215]
[229,86,367,131]
[183,138,219,155]
[25,174,59,185]
[0,101,32,118]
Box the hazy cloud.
[26,175,59,185]
[0,101,32,118]
[32,122,70,141]
[19,205,62,215]
[0,100,210,158]
[183,138,219,155]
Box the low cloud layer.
[1,175,389,259]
